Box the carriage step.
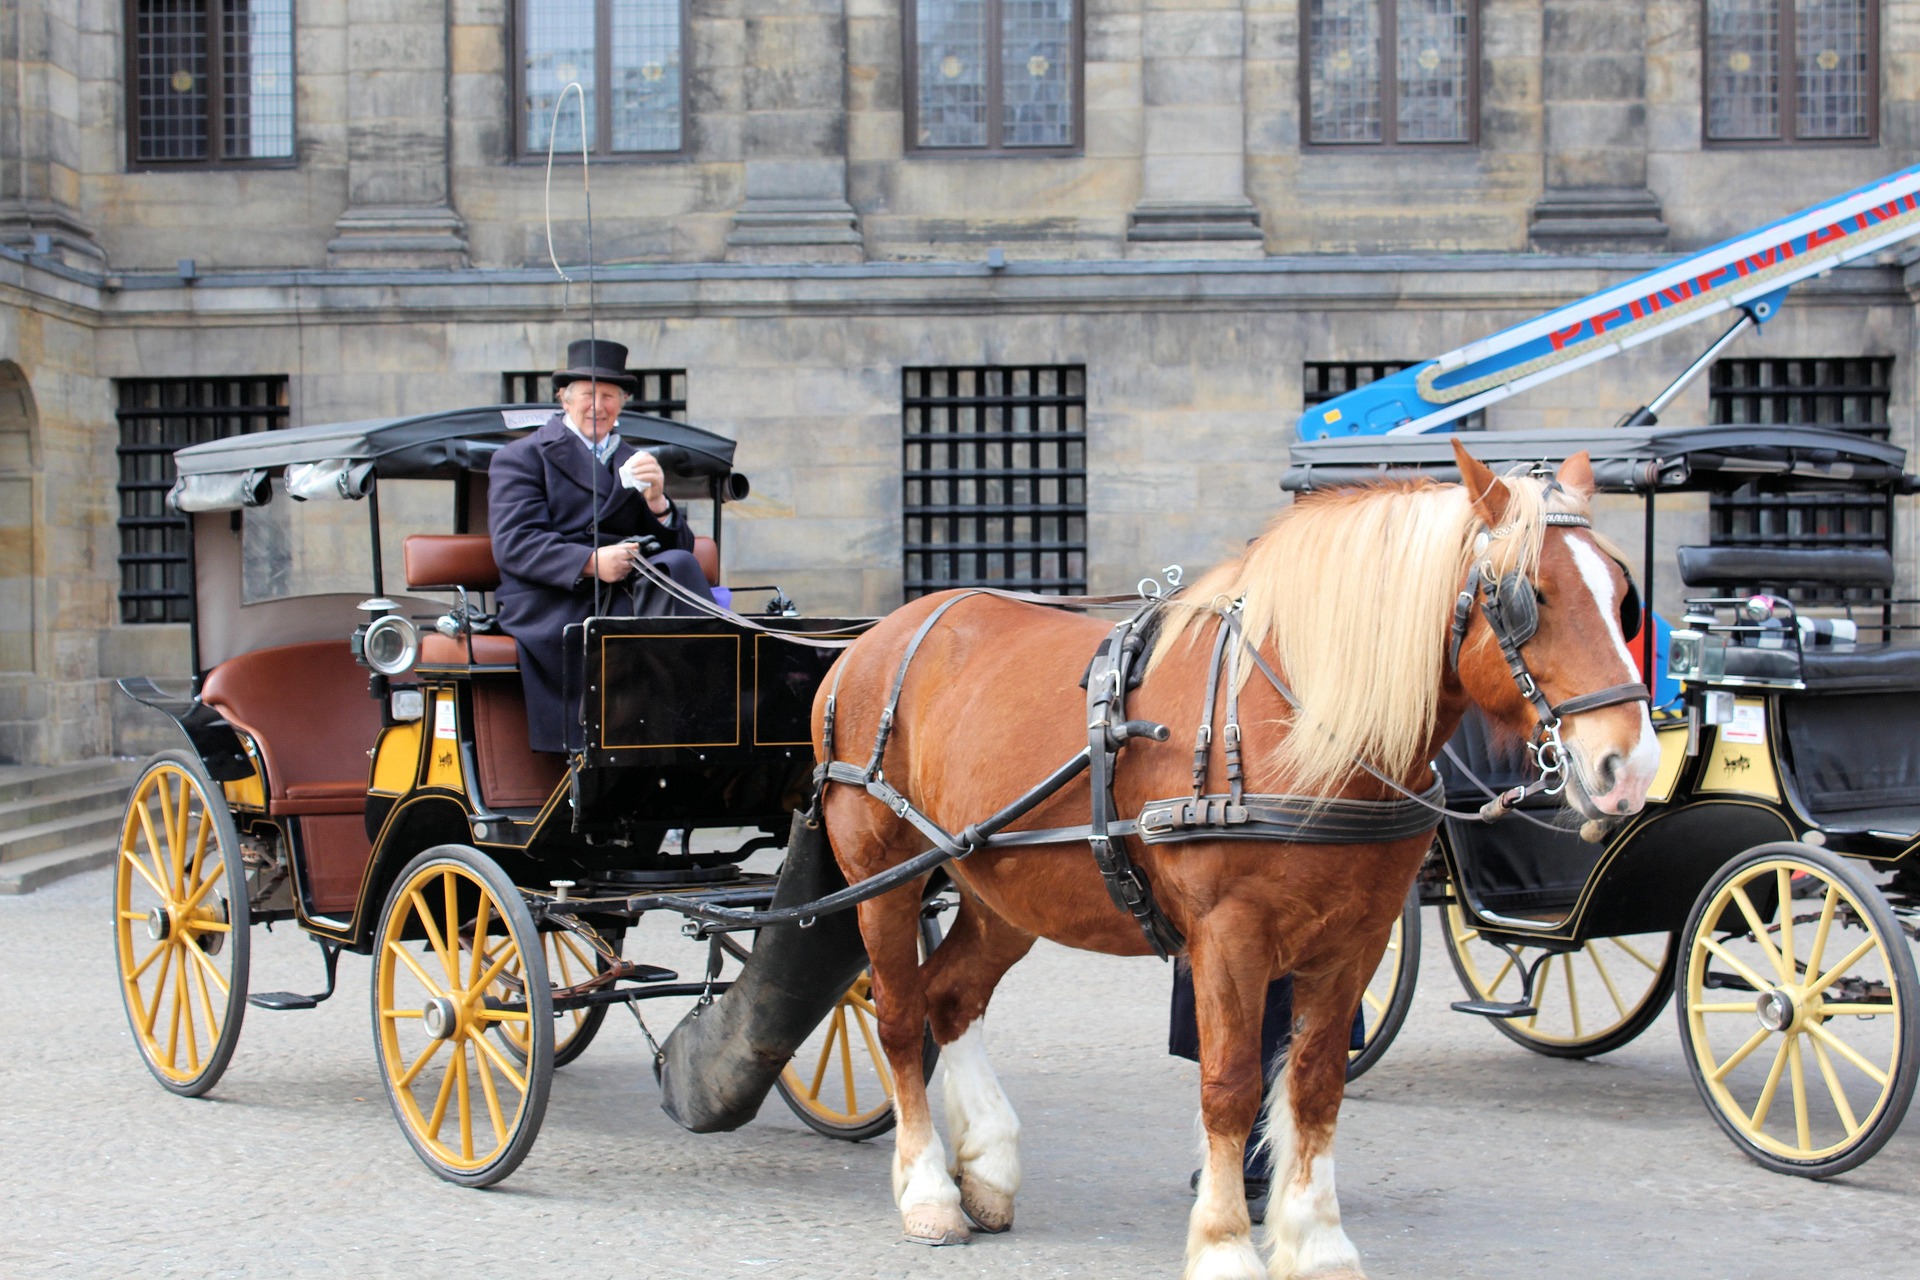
[248,991,323,1011]
[1451,998,1540,1018]
[247,941,342,1011]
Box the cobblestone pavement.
[4,864,1917,1279]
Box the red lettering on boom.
[1806,222,1847,249]
[1549,321,1586,351]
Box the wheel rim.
[778,970,896,1130]
[493,928,607,1062]
[1684,857,1908,1164]
[1448,904,1671,1048]
[1352,907,1408,1064]
[375,860,541,1174]
[115,762,239,1087]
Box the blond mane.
[1149,470,1577,794]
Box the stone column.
[725,0,862,263]
[326,0,470,268]
[1529,0,1667,251]
[1126,0,1262,257]
[0,0,103,265]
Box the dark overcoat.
[489,414,693,751]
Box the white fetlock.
[1183,1237,1267,1280]
[940,1023,1021,1233]
[895,1124,967,1246]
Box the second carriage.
[1287,423,1920,1177]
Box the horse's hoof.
[902,1205,971,1247]
[960,1180,1015,1234]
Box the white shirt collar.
[561,413,620,464]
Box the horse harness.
[811,513,1650,958]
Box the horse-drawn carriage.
[1286,423,1920,1178]
[112,404,916,1184]
[114,395,1663,1279]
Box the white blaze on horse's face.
[1562,535,1660,816]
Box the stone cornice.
[1,243,1911,326]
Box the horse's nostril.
[1594,752,1622,796]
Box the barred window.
[1306,0,1475,146]
[1705,0,1876,144]
[908,1,1081,152]
[1302,361,1484,430]
[519,0,685,157]
[502,369,687,419]
[1708,359,1893,582]
[903,367,1086,597]
[127,0,295,165]
[117,376,289,624]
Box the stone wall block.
[742,110,846,158]
[1143,57,1242,109]
[1543,55,1645,103]
[1085,13,1144,62]
[744,19,847,111]
[1143,105,1244,157]
[1140,11,1245,59]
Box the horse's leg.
[858,885,970,1245]
[1185,931,1272,1280]
[1263,969,1367,1280]
[922,893,1036,1234]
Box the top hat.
[553,338,639,393]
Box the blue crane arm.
[1298,163,1920,439]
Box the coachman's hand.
[586,543,640,583]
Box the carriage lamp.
[1667,629,1727,683]
[357,615,420,676]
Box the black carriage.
[111,405,904,1185]
[1285,424,1920,1177]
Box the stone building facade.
[2,0,1919,762]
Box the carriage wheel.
[492,927,621,1070]
[1347,883,1421,1081]
[1676,842,1920,1178]
[773,912,944,1141]
[373,845,552,1187]
[1445,900,1675,1058]
[114,751,251,1098]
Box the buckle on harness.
[1139,806,1178,837]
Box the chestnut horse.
[812,443,1659,1280]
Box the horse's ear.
[1556,451,1596,504]
[1451,438,1509,526]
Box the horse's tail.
[656,811,870,1132]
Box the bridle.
[1447,510,1650,803]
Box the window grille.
[501,370,687,419]
[1705,0,1875,144]
[518,0,685,157]
[1305,0,1476,146]
[117,376,289,624]
[1302,361,1484,430]
[903,366,1087,597]
[908,0,1081,152]
[128,0,295,165]
[1708,357,1893,595]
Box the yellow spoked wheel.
[1677,842,1920,1178]
[373,845,552,1187]
[1347,883,1421,1081]
[493,927,619,1070]
[774,913,943,1142]
[1445,900,1675,1058]
[114,751,250,1097]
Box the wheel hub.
[423,995,460,1040]
[147,906,170,941]
[1755,987,1797,1032]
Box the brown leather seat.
[403,531,721,593]
[200,640,379,816]
[418,631,520,667]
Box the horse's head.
[1450,440,1660,820]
